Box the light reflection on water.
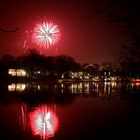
[0,82,140,139]
[8,83,26,91]
[29,105,59,139]
[19,103,59,140]
[7,81,140,97]
[7,82,123,94]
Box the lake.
[0,81,140,139]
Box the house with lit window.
[8,69,27,77]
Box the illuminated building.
[8,69,26,77]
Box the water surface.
[0,82,140,139]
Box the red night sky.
[0,0,127,64]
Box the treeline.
[0,49,140,80]
[0,49,81,79]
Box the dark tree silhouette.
[55,55,81,74]
[88,0,140,62]
[15,49,82,79]
[18,49,42,78]
[0,27,19,33]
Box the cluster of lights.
[8,83,26,91]
[8,69,26,77]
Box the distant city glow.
[29,105,59,139]
[32,21,61,49]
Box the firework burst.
[32,21,61,49]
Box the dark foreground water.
[0,81,140,140]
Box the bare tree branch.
[0,27,19,33]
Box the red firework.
[32,21,61,49]
[29,105,59,139]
